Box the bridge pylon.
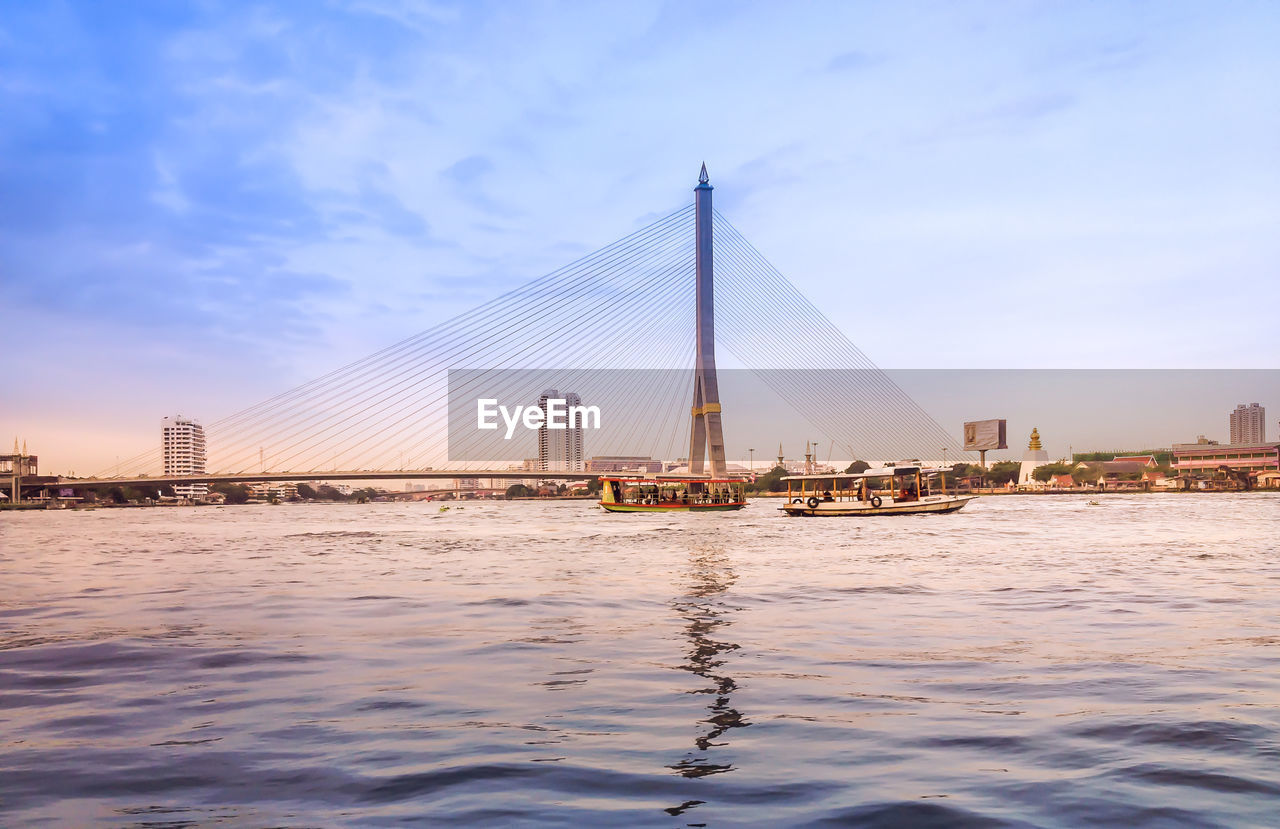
[688,164,727,478]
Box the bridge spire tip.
[699,162,709,184]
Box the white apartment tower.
[536,389,584,472]
[162,415,208,499]
[1229,403,1266,445]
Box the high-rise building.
[1229,403,1266,445]
[162,415,207,499]
[537,389,584,472]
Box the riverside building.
[1172,440,1280,477]
[586,456,663,474]
[161,415,207,499]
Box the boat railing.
[787,470,954,504]
[619,484,743,506]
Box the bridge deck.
[19,469,598,490]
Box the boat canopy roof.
[781,466,948,481]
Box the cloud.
[442,154,493,187]
[907,92,1077,146]
[826,49,881,72]
[1086,38,1145,73]
[440,153,521,218]
[354,184,432,238]
[981,92,1076,125]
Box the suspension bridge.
[7,166,966,502]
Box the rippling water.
[2,494,1279,827]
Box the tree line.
[744,458,1128,490]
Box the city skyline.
[13,371,1278,477]
[4,8,1277,827]
[2,2,1278,472]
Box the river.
[2,494,1278,826]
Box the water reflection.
[668,545,749,780]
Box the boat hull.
[780,495,976,517]
[599,501,746,513]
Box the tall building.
[161,415,207,499]
[537,389,584,472]
[1229,403,1266,444]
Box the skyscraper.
[536,389,584,472]
[162,415,208,499]
[1229,403,1266,444]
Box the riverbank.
[751,488,1277,497]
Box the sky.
[2,1,1278,473]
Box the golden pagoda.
[1019,426,1050,485]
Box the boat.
[599,475,746,513]
[780,466,976,516]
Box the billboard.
[963,419,1007,451]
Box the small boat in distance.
[781,466,976,516]
[599,476,746,513]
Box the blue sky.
[2,1,1277,471]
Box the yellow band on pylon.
[703,403,721,414]
[691,406,703,417]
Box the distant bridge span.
[21,469,598,493]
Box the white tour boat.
[780,466,976,517]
